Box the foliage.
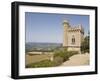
[81,36,89,53]
[53,56,63,66]
[26,59,56,68]
[54,48,69,61]
[54,48,78,62]
[67,51,78,57]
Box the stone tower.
[62,19,84,53]
[63,20,70,47]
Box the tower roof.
[63,19,69,23]
[63,19,69,25]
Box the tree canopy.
[81,35,90,53]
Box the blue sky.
[25,12,89,43]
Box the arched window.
[72,35,75,44]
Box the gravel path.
[61,53,89,66]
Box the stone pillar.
[50,54,54,61]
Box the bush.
[26,59,56,68]
[67,51,78,57]
[54,48,69,62]
[53,56,64,66]
[54,48,78,62]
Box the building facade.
[63,20,84,53]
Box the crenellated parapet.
[68,24,84,34]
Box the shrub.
[54,48,78,62]
[26,59,56,68]
[67,51,78,57]
[54,48,69,62]
[53,56,63,66]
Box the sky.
[25,12,89,43]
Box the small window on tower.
[72,35,75,44]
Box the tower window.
[72,35,75,44]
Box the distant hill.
[26,42,62,52]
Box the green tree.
[81,36,90,53]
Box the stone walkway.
[61,53,89,66]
